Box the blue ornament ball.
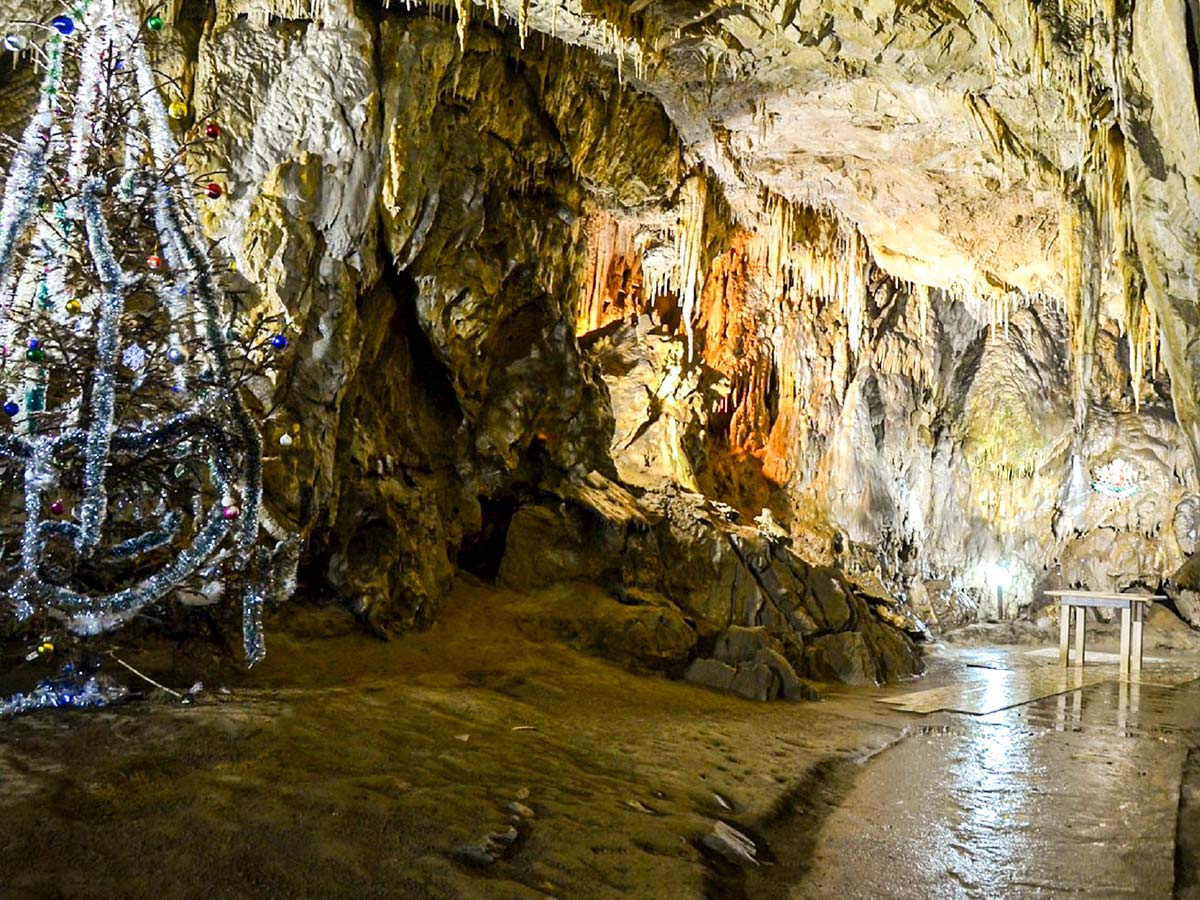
[167,347,185,364]
[27,338,39,350]
[3,401,18,416]
[270,334,289,349]
[50,15,74,35]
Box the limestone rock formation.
[5,0,1200,686]
[497,474,924,687]
[684,625,813,702]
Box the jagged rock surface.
[497,476,924,687]
[4,0,1199,684]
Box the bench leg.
[1132,603,1144,675]
[1059,604,1071,667]
[1119,606,1132,676]
[1074,606,1087,667]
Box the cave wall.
[0,0,667,625]
[580,222,1194,622]
[164,0,924,670]
[4,0,1200,642]
[101,0,692,631]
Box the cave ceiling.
[1,0,1191,410]
[471,0,1106,294]
[423,0,1200,464]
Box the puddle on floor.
[717,648,1200,900]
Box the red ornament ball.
[204,123,221,139]
[205,182,223,199]
[49,500,64,516]
[146,254,164,270]
[221,504,240,521]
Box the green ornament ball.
[146,15,164,31]
[25,347,44,363]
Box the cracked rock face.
[3,0,1199,682]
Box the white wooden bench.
[1044,590,1164,675]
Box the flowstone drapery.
[0,0,295,666]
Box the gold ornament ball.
[65,299,82,314]
[168,100,187,119]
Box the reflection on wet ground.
[789,648,1200,899]
[879,648,1200,715]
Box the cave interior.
[2,0,1200,895]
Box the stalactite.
[1023,0,1155,410]
[1061,192,1101,432]
[576,213,642,334]
[518,0,530,49]
[987,291,1009,338]
[578,185,915,503]
[674,175,706,360]
[332,0,653,90]
[747,196,869,356]
[695,235,765,450]
[762,196,791,298]
[208,0,333,28]
[916,283,929,340]
[840,226,866,352]
[453,0,470,50]
[640,242,674,303]
[754,97,769,143]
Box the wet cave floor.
[2,580,1200,900]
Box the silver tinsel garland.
[0,0,297,665]
[0,665,128,717]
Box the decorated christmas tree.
[0,0,297,690]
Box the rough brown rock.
[497,483,923,687]
[509,582,697,668]
[804,632,880,688]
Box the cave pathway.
[790,650,1200,898]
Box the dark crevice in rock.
[313,248,475,632]
[379,254,462,422]
[1121,85,1170,181]
[1186,0,1200,137]
[458,497,518,581]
